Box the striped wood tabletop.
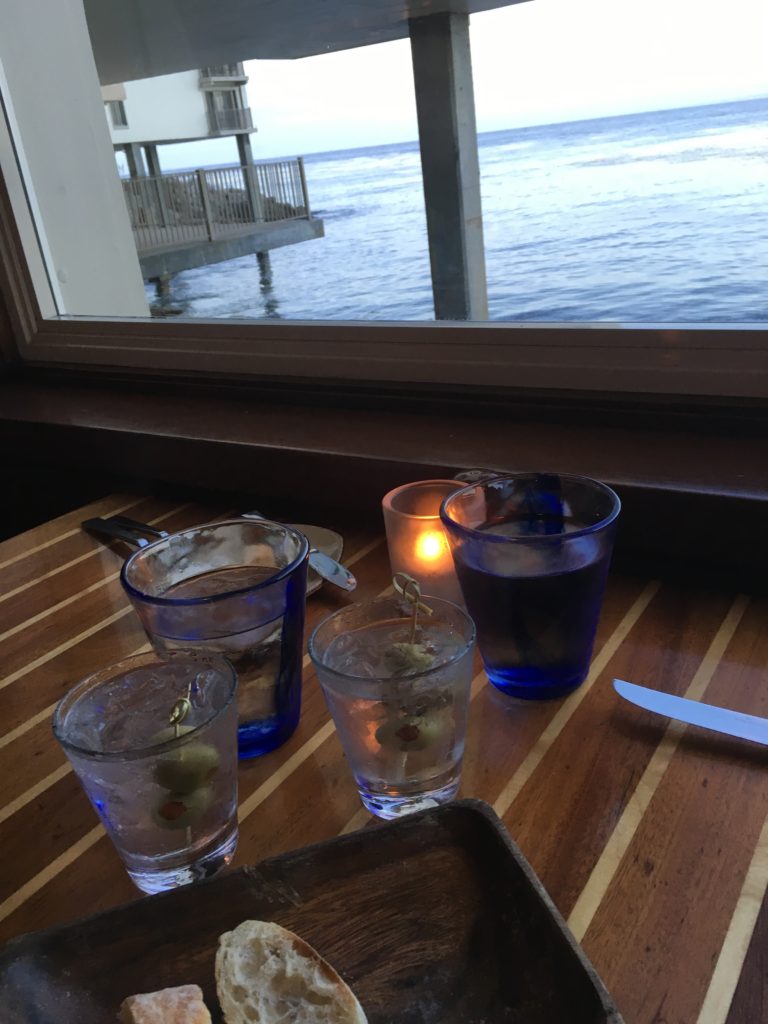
[0,495,766,1023]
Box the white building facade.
[101,65,256,177]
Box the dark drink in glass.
[441,475,620,699]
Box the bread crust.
[216,920,367,1024]
[119,984,212,1024]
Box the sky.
[154,0,768,170]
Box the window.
[206,89,250,132]
[0,0,766,400]
[107,99,128,128]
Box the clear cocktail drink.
[120,520,309,758]
[310,596,475,819]
[53,651,239,894]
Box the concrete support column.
[144,144,162,177]
[236,133,254,164]
[124,143,148,178]
[143,143,171,227]
[0,0,147,316]
[151,274,171,299]
[409,13,488,321]
[237,133,263,222]
[257,250,279,317]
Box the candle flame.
[415,530,448,563]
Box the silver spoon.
[83,513,357,592]
[241,511,356,592]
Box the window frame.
[1,0,767,407]
[107,99,128,129]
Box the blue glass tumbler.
[441,474,620,699]
[121,519,309,758]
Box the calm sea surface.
[158,98,768,322]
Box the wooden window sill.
[1,378,766,584]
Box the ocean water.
[158,98,768,322]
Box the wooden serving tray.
[0,800,623,1023]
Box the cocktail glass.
[441,473,620,699]
[53,650,238,894]
[309,594,476,819]
[120,519,309,759]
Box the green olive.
[154,742,220,794]
[375,715,444,752]
[383,643,434,677]
[150,725,220,793]
[152,785,212,830]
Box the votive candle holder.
[382,480,463,604]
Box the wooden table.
[1,494,766,1023]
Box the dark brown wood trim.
[1,377,766,585]
[0,155,38,364]
[15,362,768,434]
[2,377,766,495]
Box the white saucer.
[288,523,344,596]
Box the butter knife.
[613,679,768,746]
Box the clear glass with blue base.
[121,519,308,758]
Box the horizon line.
[144,93,767,173]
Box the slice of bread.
[215,920,367,1024]
[119,984,212,1024]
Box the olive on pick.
[153,784,212,830]
[375,714,444,752]
[153,740,220,794]
[383,642,434,677]
[150,724,220,793]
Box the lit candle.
[382,480,463,605]
[415,529,449,564]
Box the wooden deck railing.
[122,160,311,254]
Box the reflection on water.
[256,251,281,319]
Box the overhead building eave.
[84,0,530,83]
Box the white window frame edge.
[0,65,59,323]
[19,314,768,399]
